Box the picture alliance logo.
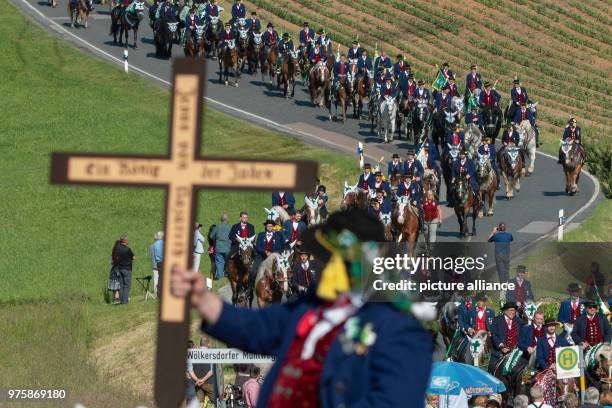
[371,254,488,275]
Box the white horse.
[264,206,290,224]
[517,121,537,176]
[377,95,397,143]
[464,123,483,159]
[303,195,321,226]
[450,96,464,122]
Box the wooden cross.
[50,59,318,408]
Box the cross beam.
[50,59,317,408]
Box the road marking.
[50,15,110,20]
[16,0,602,241]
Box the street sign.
[556,345,580,379]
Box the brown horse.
[308,61,331,110]
[110,1,145,48]
[560,140,584,196]
[392,196,420,252]
[68,0,89,28]
[227,236,255,306]
[277,50,299,98]
[354,74,370,119]
[451,176,479,238]
[219,39,240,86]
[332,75,350,123]
[183,24,206,58]
[260,43,277,84]
[246,32,263,75]
[498,145,523,200]
[340,183,368,211]
[476,154,497,217]
[422,170,440,201]
[397,96,415,141]
[253,252,291,308]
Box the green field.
[0,0,354,404]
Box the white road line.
[17,0,602,237]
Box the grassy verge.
[0,0,354,403]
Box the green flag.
[432,70,447,92]
[465,92,479,113]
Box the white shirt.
[528,403,553,408]
[194,229,205,254]
[548,335,556,347]
[266,232,273,240]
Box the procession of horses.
[57,1,603,406]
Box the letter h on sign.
[49,59,318,408]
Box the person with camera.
[488,222,513,300]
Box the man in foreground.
[172,209,432,407]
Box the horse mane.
[255,252,278,285]
[272,205,290,222]
[519,120,532,132]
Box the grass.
[0,0,354,404]
[244,0,612,154]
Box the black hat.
[364,163,372,169]
[459,148,468,155]
[352,40,359,45]
[406,148,415,155]
[375,171,382,177]
[471,64,477,69]
[475,292,488,302]
[225,22,231,26]
[362,49,368,54]
[375,188,383,194]
[417,79,424,85]
[263,219,276,226]
[544,318,558,327]
[370,197,379,204]
[423,143,430,150]
[567,282,581,292]
[282,32,289,38]
[442,62,449,67]
[449,74,456,80]
[584,299,599,308]
[288,208,296,216]
[251,11,257,15]
[298,248,311,255]
[516,265,527,273]
[484,81,491,87]
[267,22,274,28]
[397,54,403,59]
[502,302,518,311]
[317,28,325,35]
[513,78,520,84]
[303,21,309,26]
[443,85,450,91]
[392,153,400,159]
[317,185,327,192]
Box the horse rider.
[379,74,396,100]
[228,211,256,252]
[315,29,332,53]
[398,73,416,106]
[506,265,534,307]
[282,209,307,249]
[488,302,524,374]
[373,171,392,199]
[314,185,329,220]
[464,64,482,104]
[246,11,260,32]
[397,174,424,231]
[465,106,485,134]
[375,188,392,213]
[156,0,175,21]
[367,197,382,220]
[558,117,582,164]
[512,101,535,128]
[275,32,294,73]
[271,191,296,213]
[229,0,245,25]
[183,7,203,46]
[290,249,320,295]
[371,66,386,97]
[392,54,408,81]
[459,292,495,337]
[447,124,465,152]
[387,153,403,179]
[403,149,424,184]
[413,80,431,105]
[262,22,279,60]
[433,85,452,114]
[478,81,501,109]
[447,75,460,99]
[557,283,584,327]
[432,62,453,98]
[518,310,545,362]
[221,22,235,48]
[374,50,392,74]
[357,163,376,193]
[421,143,442,178]
[252,219,285,285]
[536,318,570,371]
[477,135,500,190]
[332,54,349,92]
[309,41,326,67]
[501,123,520,147]
[508,77,528,125]
[357,49,373,87]
[571,299,611,347]
[451,148,480,204]
[204,0,219,21]
[347,40,362,67]
[299,21,315,50]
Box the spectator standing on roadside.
[186,340,197,404]
[578,387,602,408]
[193,223,206,273]
[423,189,442,244]
[243,366,261,408]
[193,336,217,406]
[115,235,135,304]
[488,222,513,298]
[528,386,553,408]
[210,214,232,280]
[149,231,164,296]
[108,239,122,304]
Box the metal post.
[358,142,364,169]
[123,49,128,73]
[558,208,565,241]
[579,345,586,404]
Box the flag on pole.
[432,70,447,92]
[465,90,479,113]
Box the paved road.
[14,0,600,250]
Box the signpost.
[50,59,318,408]
[555,346,580,379]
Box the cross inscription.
[50,59,317,408]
